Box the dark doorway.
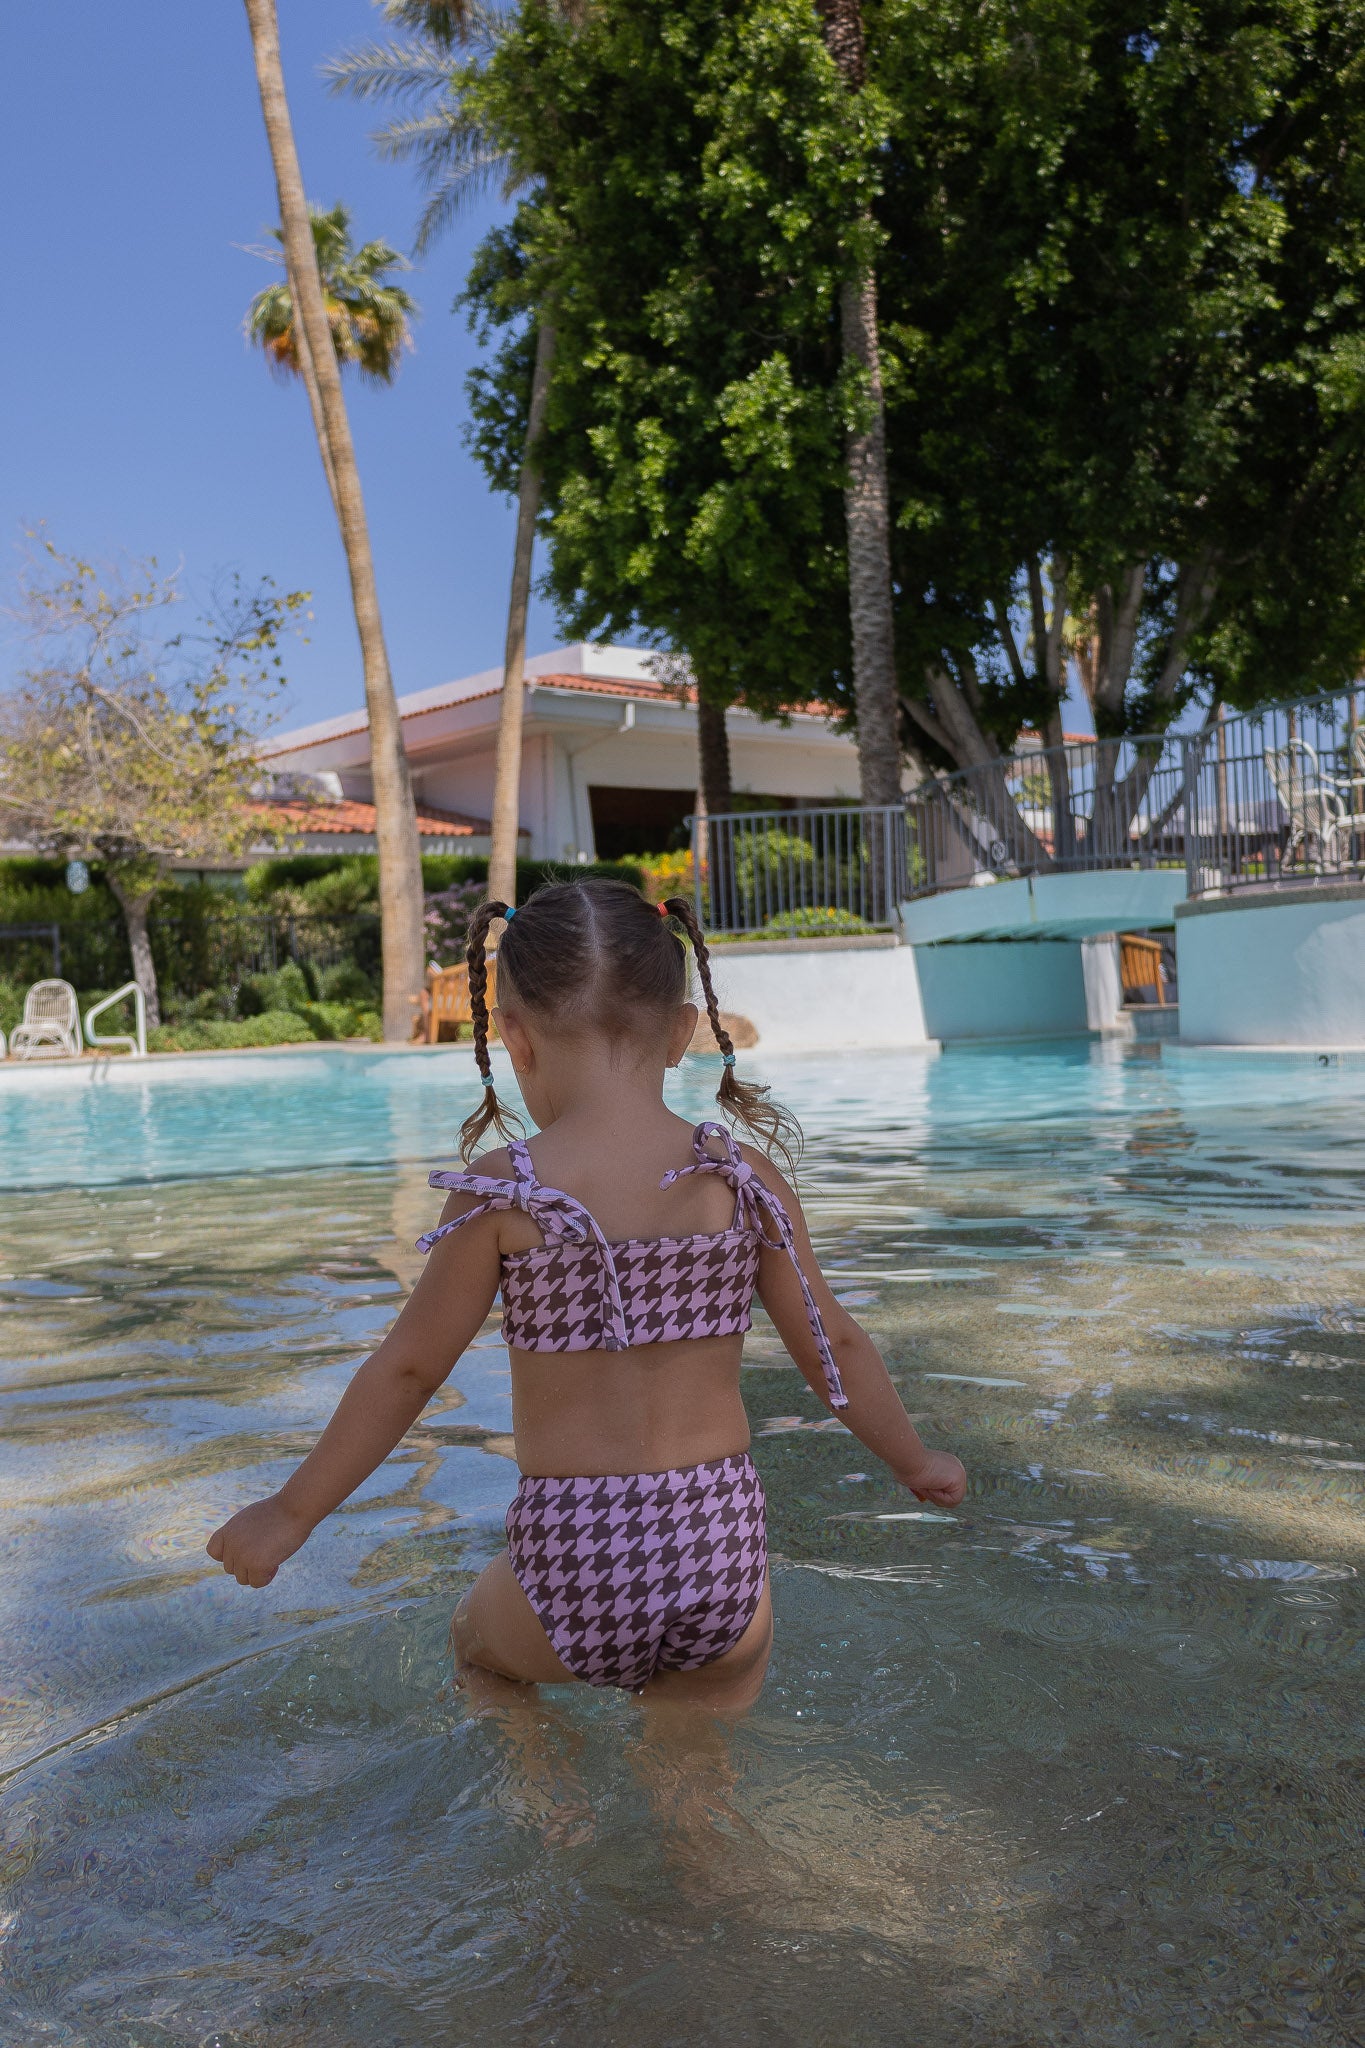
[588,786,696,858]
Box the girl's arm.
[749,1151,967,1508]
[207,1196,503,1587]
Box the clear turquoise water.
[0,1041,1361,2044]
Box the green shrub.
[318,961,375,1005]
[148,1010,318,1053]
[762,907,876,937]
[236,961,314,1017]
[291,999,382,1042]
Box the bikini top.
[417,1120,846,1409]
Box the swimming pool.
[1,1041,1361,2042]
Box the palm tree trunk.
[283,253,342,522]
[107,874,161,1031]
[818,0,902,810]
[488,318,557,907]
[243,0,424,1043]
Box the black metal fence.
[691,804,910,934]
[903,688,1365,900]
[1182,694,1365,893]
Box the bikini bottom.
[506,1451,767,1691]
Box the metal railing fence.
[691,804,909,934]
[904,688,1365,900]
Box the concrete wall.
[913,936,1123,1043]
[707,939,934,1051]
[1176,884,1365,1046]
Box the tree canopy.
[459,0,1365,775]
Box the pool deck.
[0,1038,487,1088]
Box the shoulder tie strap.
[660,1122,848,1410]
[417,1158,631,1351]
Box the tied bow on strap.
[418,1161,631,1351]
[660,1122,848,1410]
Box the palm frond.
[370,108,495,169]
[377,0,515,49]
[412,151,510,252]
[321,38,459,105]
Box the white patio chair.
[9,979,83,1059]
[1264,742,1347,870]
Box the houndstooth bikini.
[417,1121,846,1689]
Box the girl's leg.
[452,1551,577,1685]
[638,1576,774,1716]
[627,1583,774,1884]
[452,1555,594,1846]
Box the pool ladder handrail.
[84,981,147,1060]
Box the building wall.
[329,717,860,861]
[1176,885,1365,1046]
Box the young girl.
[208,880,966,1713]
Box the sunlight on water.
[1,1041,1362,2043]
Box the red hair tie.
[657,901,670,917]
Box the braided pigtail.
[663,896,802,1176]
[457,900,525,1164]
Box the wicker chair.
[9,979,82,1059]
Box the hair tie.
[722,1051,736,1068]
[503,905,515,921]
[657,902,670,918]
[478,1068,495,1090]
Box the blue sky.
[2,3,1095,741]
[0,0,561,731]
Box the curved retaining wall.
[1176,882,1365,1046]
[709,935,934,1052]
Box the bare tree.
[0,541,304,1028]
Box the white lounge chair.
[1265,741,1350,870]
[9,979,83,1059]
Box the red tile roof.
[251,798,491,839]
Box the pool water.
[1,1042,1361,2044]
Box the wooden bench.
[420,960,498,1044]
[1119,934,1167,1006]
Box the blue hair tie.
[478,1067,495,1090]
[722,1052,736,1068]
[503,905,515,920]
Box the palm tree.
[242,0,426,1041]
[325,2,558,909]
[815,0,903,810]
[247,203,418,385]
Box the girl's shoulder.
[464,1142,518,1183]
[734,1138,801,1214]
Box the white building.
[259,643,867,862]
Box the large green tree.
[462,0,880,813]
[873,0,1365,771]
[452,0,1365,883]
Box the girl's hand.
[898,1449,967,1509]
[207,1494,312,1588]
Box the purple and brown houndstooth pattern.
[418,1121,847,1407]
[506,1452,768,1689]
